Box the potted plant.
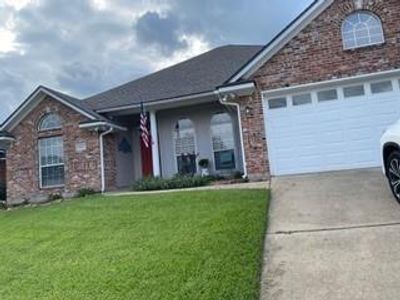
[198,159,210,177]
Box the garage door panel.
[265,79,400,176]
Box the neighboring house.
[0,0,399,204]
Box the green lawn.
[0,190,269,300]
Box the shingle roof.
[83,45,263,111]
[41,86,108,121]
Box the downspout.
[217,93,248,179]
[99,127,114,193]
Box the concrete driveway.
[261,168,400,300]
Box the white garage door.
[264,78,400,176]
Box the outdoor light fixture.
[245,106,253,115]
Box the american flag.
[140,102,150,148]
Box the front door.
[0,154,6,201]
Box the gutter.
[95,91,215,114]
[79,121,127,132]
[215,81,257,179]
[215,92,248,179]
[99,127,114,193]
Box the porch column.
[149,111,161,177]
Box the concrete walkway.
[107,181,269,197]
[261,168,400,300]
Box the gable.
[10,96,92,137]
[252,0,400,91]
[1,87,97,132]
[229,0,334,82]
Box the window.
[268,97,287,109]
[317,89,338,102]
[371,80,393,94]
[38,113,62,131]
[39,136,65,188]
[293,93,312,106]
[342,11,384,49]
[211,113,236,170]
[174,118,196,175]
[344,85,365,98]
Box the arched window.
[174,118,197,175]
[342,11,384,49]
[38,113,62,131]
[211,112,235,170]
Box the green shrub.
[77,188,97,198]
[233,171,245,180]
[198,159,209,168]
[48,193,63,202]
[132,175,212,191]
[0,182,5,201]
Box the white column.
[149,111,161,177]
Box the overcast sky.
[0,0,313,123]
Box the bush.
[0,182,5,201]
[132,175,212,191]
[198,159,209,168]
[77,188,97,198]
[48,193,63,202]
[233,171,245,180]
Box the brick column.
[237,92,270,181]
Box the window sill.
[40,185,65,190]
[343,41,386,52]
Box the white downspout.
[217,93,248,179]
[99,127,114,193]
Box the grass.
[0,189,269,300]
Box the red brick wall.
[240,0,400,179]
[237,94,269,181]
[104,134,117,191]
[6,96,116,205]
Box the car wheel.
[386,150,400,203]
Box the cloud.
[0,0,313,124]
[135,12,188,56]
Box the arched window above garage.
[342,11,384,50]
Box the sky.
[0,0,313,123]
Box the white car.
[381,120,400,202]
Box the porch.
[109,101,245,189]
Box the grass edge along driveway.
[0,189,269,300]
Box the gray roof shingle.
[83,45,263,111]
[41,86,108,121]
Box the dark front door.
[0,157,6,200]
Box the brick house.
[1,0,400,204]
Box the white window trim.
[172,118,198,175]
[38,137,65,189]
[369,79,395,95]
[264,76,400,115]
[38,113,62,132]
[291,93,313,107]
[342,83,367,99]
[342,11,385,50]
[262,69,400,99]
[210,112,237,172]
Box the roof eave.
[215,81,256,98]
[79,121,127,131]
